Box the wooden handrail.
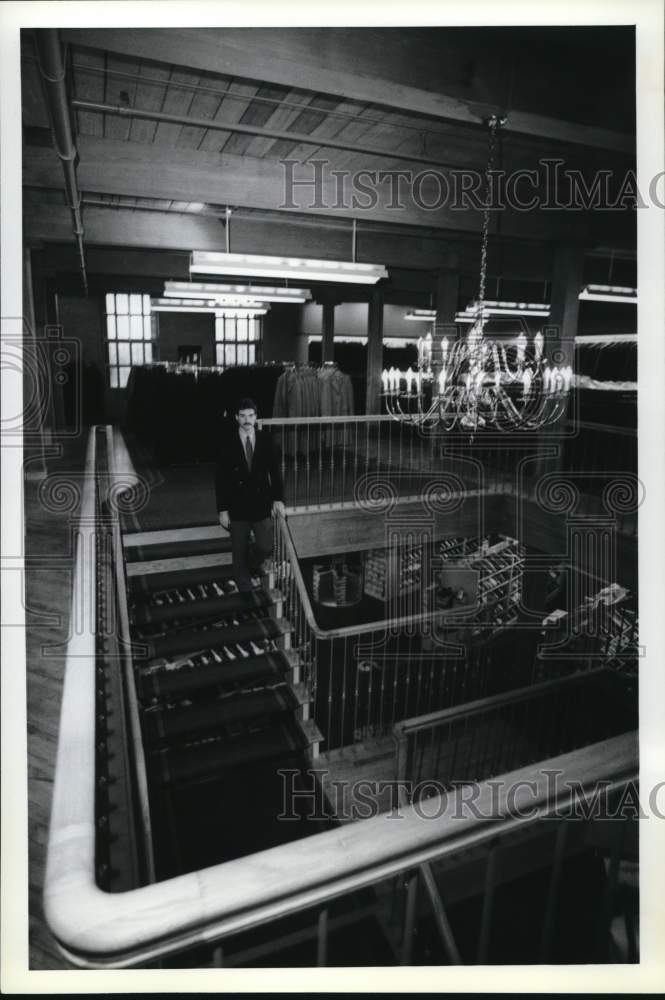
[105,426,155,883]
[45,686,636,969]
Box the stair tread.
[143,685,298,744]
[150,718,306,785]
[144,615,291,661]
[133,587,282,627]
[125,535,233,563]
[127,552,233,581]
[138,650,291,700]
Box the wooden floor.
[25,436,88,969]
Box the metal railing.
[393,668,636,794]
[261,415,637,517]
[272,512,533,751]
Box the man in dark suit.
[215,397,285,593]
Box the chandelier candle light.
[382,115,573,432]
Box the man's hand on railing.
[272,500,287,519]
[218,510,230,530]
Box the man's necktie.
[245,435,253,470]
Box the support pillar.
[435,259,460,326]
[321,300,335,364]
[537,242,585,474]
[365,285,384,415]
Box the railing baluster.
[476,842,498,963]
[316,906,329,966]
[539,820,570,962]
[420,861,462,964]
[401,871,419,965]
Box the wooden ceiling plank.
[153,68,202,148]
[129,61,171,144]
[177,76,226,151]
[104,55,140,142]
[197,80,260,153]
[243,88,316,159]
[221,83,291,158]
[60,28,634,153]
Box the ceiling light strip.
[190,251,388,284]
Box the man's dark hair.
[236,397,258,414]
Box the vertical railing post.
[539,819,570,961]
[401,870,419,965]
[476,841,498,964]
[316,906,329,966]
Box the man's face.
[237,408,257,431]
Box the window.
[214,314,261,369]
[105,293,155,388]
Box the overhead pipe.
[34,29,88,294]
[70,98,476,173]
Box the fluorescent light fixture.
[151,298,268,316]
[307,335,368,345]
[215,307,268,318]
[190,251,388,284]
[164,280,312,304]
[384,338,416,348]
[405,309,437,321]
[575,333,637,344]
[458,300,550,319]
[578,284,637,304]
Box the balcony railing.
[261,416,637,527]
[42,425,639,968]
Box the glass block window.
[214,315,261,368]
[105,292,155,388]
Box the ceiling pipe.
[34,29,88,294]
[70,99,475,172]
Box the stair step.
[144,616,291,661]
[299,717,324,749]
[132,587,281,627]
[129,563,235,599]
[138,651,291,702]
[127,552,232,584]
[149,719,306,786]
[142,685,298,745]
[124,525,228,549]
[125,534,232,563]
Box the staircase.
[123,524,325,878]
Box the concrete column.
[435,265,460,326]
[537,242,585,473]
[547,242,585,366]
[321,300,336,364]
[365,285,384,415]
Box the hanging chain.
[477,115,505,308]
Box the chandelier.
[381,115,573,432]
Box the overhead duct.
[34,29,88,293]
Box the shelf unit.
[430,534,526,640]
[363,545,423,602]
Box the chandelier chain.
[478,115,502,308]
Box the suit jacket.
[215,427,284,522]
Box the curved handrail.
[44,721,636,968]
[42,429,638,968]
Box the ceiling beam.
[60,28,634,153]
[24,201,560,284]
[24,135,590,242]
